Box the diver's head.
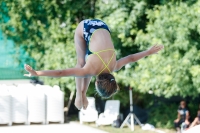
[95,73,119,98]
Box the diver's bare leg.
[74,21,91,110]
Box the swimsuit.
[83,19,115,75]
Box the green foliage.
[132,1,200,98]
[148,101,200,129]
[188,102,200,119]
[95,0,200,98]
[1,1,200,129]
[0,0,200,103]
[0,0,96,92]
[148,102,177,128]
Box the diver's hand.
[24,64,37,77]
[147,44,164,55]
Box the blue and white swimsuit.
[83,19,111,57]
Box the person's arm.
[114,45,164,71]
[177,112,181,121]
[185,110,190,125]
[24,64,88,77]
[174,109,181,123]
[185,111,190,121]
[189,119,197,129]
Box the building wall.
[0,30,35,80]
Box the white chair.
[9,85,28,125]
[0,85,12,126]
[27,85,46,125]
[96,100,120,126]
[40,85,64,124]
[79,97,98,124]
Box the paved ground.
[0,122,108,133]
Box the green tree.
[0,0,96,113]
[116,1,200,98]
[0,0,97,91]
[1,0,200,105]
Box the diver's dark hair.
[95,73,119,98]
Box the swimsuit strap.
[94,49,115,54]
[93,49,115,75]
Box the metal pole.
[129,87,134,131]
[129,88,133,112]
[120,87,143,131]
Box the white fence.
[0,84,64,126]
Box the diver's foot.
[74,93,83,110]
[82,94,88,110]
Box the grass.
[83,122,175,133]
[69,114,175,133]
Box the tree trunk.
[64,90,75,116]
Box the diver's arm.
[114,45,164,71]
[24,64,88,77]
